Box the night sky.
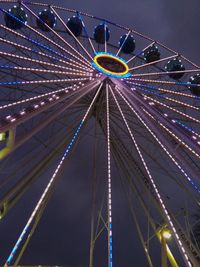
[0,0,200,267]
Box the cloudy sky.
[1,0,200,267]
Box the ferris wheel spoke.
[131,68,200,78]
[104,22,108,53]
[0,9,92,71]
[0,34,92,73]
[0,83,80,111]
[129,54,178,72]
[131,84,200,111]
[126,77,200,89]
[126,41,155,64]
[0,77,90,87]
[0,24,87,72]
[77,12,96,55]
[0,50,91,74]
[110,85,193,267]
[121,83,200,151]
[0,65,92,77]
[20,3,93,68]
[125,80,200,101]
[141,94,200,124]
[106,83,113,267]
[142,108,200,163]
[0,79,99,134]
[3,80,101,158]
[116,30,131,56]
[50,6,94,61]
[114,86,200,195]
[3,81,103,267]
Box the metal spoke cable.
[78,13,96,54]
[0,8,92,70]
[0,27,92,72]
[21,3,93,68]
[126,41,155,64]
[131,69,200,78]
[125,77,200,88]
[131,84,200,111]
[4,82,103,267]
[110,85,193,267]
[50,7,94,61]
[115,87,200,195]
[0,51,92,74]
[129,54,178,72]
[106,84,113,267]
[0,83,81,110]
[0,77,91,87]
[125,81,200,100]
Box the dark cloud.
[0,0,199,266]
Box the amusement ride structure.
[0,1,200,267]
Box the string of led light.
[112,86,193,267]
[0,51,92,74]
[125,80,200,100]
[125,77,200,88]
[0,26,92,72]
[126,41,155,64]
[115,87,200,195]
[128,54,178,71]
[50,7,94,61]
[0,83,83,110]
[127,85,200,139]
[131,84,199,111]
[4,82,103,267]
[0,77,91,86]
[0,8,92,69]
[21,4,93,68]
[106,84,113,267]
[130,68,200,78]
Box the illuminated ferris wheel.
[0,1,200,267]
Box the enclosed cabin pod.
[165,58,185,79]
[67,16,83,37]
[37,9,56,31]
[119,34,135,54]
[188,73,200,96]
[93,23,110,44]
[143,45,160,63]
[5,5,28,30]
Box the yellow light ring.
[93,53,130,77]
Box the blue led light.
[126,82,200,195]
[5,119,85,266]
[0,8,71,63]
[93,52,131,79]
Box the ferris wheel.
[0,1,200,267]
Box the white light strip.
[129,54,178,71]
[116,87,200,193]
[50,7,94,61]
[0,33,92,72]
[142,94,200,124]
[0,65,92,77]
[4,81,103,267]
[126,80,200,100]
[0,83,83,110]
[116,30,131,57]
[126,41,155,64]
[0,50,92,73]
[112,86,192,267]
[106,84,113,267]
[21,4,93,68]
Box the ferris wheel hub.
[92,52,131,78]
